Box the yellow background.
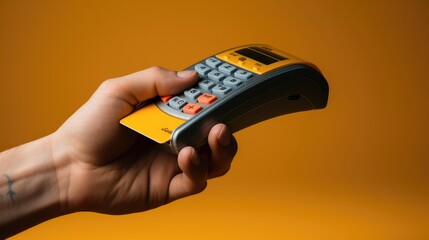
[1,0,428,239]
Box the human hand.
[51,66,238,214]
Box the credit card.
[120,103,185,143]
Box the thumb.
[99,66,199,107]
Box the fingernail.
[218,125,232,147]
[177,70,196,78]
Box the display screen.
[236,47,287,65]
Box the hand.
[52,66,238,214]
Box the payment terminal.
[120,44,329,153]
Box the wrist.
[0,134,67,238]
[49,131,73,215]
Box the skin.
[0,67,238,238]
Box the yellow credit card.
[120,103,185,143]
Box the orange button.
[197,93,217,104]
[160,95,173,103]
[182,103,203,115]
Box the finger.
[168,147,208,202]
[97,66,199,107]
[206,124,238,179]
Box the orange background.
[1,0,428,239]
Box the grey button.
[234,70,253,80]
[194,63,211,76]
[218,63,237,75]
[212,85,232,96]
[205,57,222,68]
[198,79,216,91]
[184,88,202,100]
[168,96,187,110]
[223,76,242,87]
[207,70,226,82]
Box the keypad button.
[205,57,222,68]
[160,95,173,103]
[198,93,217,104]
[194,63,211,76]
[207,70,226,82]
[223,76,242,87]
[212,85,232,96]
[234,70,253,80]
[184,88,202,100]
[168,96,187,110]
[182,103,203,115]
[162,58,256,117]
[198,79,216,91]
[218,63,237,75]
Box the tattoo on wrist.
[4,174,16,203]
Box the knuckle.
[194,181,208,194]
[99,78,115,88]
[212,164,231,178]
[220,164,232,176]
[231,138,239,157]
[97,78,121,95]
[183,180,207,196]
[146,66,166,76]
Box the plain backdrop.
[1,1,428,239]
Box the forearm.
[0,135,65,238]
